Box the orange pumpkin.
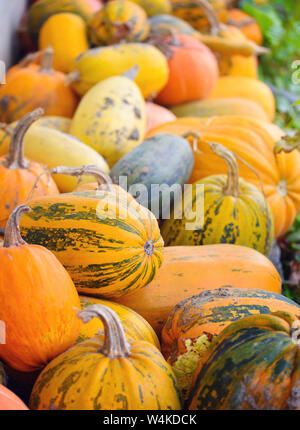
[0,385,28,410]
[0,47,78,123]
[0,205,81,373]
[146,102,176,132]
[155,33,219,106]
[115,245,282,335]
[227,8,263,46]
[0,109,59,229]
[147,116,300,237]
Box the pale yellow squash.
[67,43,169,98]
[38,13,89,73]
[0,126,109,192]
[130,0,172,16]
[70,75,146,167]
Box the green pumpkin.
[188,311,300,410]
[110,133,194,219]
[161,138,274,255]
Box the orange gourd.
[146,102,176,132]
[227,8,263,46]
[0,109,59,229]
[155,33,219,106]
[0,205,81,372]
[0,47,78,123]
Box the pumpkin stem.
[77,304,131,358]
[182,132,239,196]
[65,70,81,86]
[0,123,14,136]
[227,18,256,28]
[51,165,114,192]
[4,108,44,170]
[122,65,140,80]
[3,205,30,248]
[193,0,221,35]
[39,46,54,74]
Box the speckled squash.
[30,305,181,410]
[0,363,6,386]
[20,187,164,299]
[115,245,282,335]
[88,0,150,45]
[0,47,78,123]
[38,13,89,73]
[171,97,269,121]
[110,133,194,217]
[161,140,274,255]
[131,0,172,16]
[27,0,94,43]
[69,75,146,167]
[188,312,300,410]
[146,116,300,237]
[67,43,169,98]
[0,126,109,194]
[162,288,300,402]
[78,295,160,349]
[171,0,228,31]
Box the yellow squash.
[67,43,169,98]
[69,75,146,167]
[38,13,89,73]
[130,0,172,16]
[0,126,109,192]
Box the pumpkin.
[0,109,59,229]
[66,43,169,98]
[110,133,194,217]
[227,8,263,46]
[130,0,172,16]
[171,97,269,122]
[0,125,109,194]
[0,47,78,123]
[161,138,274,255]
[0,205,81,372]
[88,0,150,45]
[30,305,181,410]
[155,33,219,106]
[19,177,164,298]
[162,288,300,402]
[27,0,94,44]
[209,76,276,121]
[38,13,89,73]
[69,75,146,167]
[188,311,300,410]
[146,102,176,132]
[0,385,28,410]
[79,295,160,348]
[147,116,300,237]
[114,245,282,335]
[170,0,228,32]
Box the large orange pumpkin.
[0,385,28,410]
[147,116,300,237]
[0,47,78,123]
[115,245,282,335]
[155,33,219,106]
[0,109,59,229]
[0,205,81,372]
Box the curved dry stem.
[51,165,114,192]
[5,108,44,170]
[65,70,81,86]
[194,0,221,35]
[77,304,131,358]
[3,205,30,248]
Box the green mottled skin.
[149,14,195,35]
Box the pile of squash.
[0,0,300,411]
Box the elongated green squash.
[20,189,164,299]
[110,133,194,217]
[70,75,146,167]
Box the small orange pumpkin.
[146,102,176,132]
[0,47,78,123]
[0,109,59,229]
[0,205,81,372]
[155,33,219,106]
[227,8,263,46]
